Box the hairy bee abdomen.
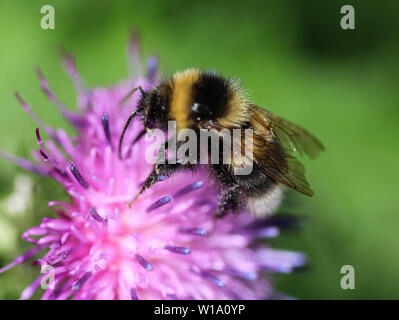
[246,185,283,217]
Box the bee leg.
[128,141,190,207]
[123,128,147,159]
[210,164,243,218]
[128,142,168,207]
[128,168,159,207]
[215,184,243,218]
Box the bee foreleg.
[128,140,193,207]
[128,142,168,207]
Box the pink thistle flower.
[0,37,305,300]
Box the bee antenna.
[118,109,141,160]
[119,85,144,106]
[118,86,146,160]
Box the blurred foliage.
[0,0,398,299]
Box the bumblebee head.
[138,83,171,131]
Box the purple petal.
[15,92,59,143]
[146,56,158,81]
[0,246,44,274]
[61,50,84,93]
[36,67,85,126]
[130,288,139,300]
[257,249,307,273]
[20,275,43,300]
[0,150,48,176]
[127,31,142,76]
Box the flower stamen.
[72,271,92,292]
[89,207,104,222]
[69,163,90,189]
[173,181,203,198]
[165,246,191,255]
[130,288,139,300]
[135,254,153,271]
[179,228,207,236]
[146,196,172,212]
[101,113,113,150]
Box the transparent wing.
[251,130,315,196]
[204,116,319,196]
[250,104,324,159]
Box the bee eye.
[192,103,212,121]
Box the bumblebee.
[119,69,324,218]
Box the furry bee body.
[121,69,324,217]
[142,69,250,131]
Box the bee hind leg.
[210,164,244,218]
[215,184,244,218]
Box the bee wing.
[250,104,324,159]
[204,105,323,197]
[258,137,315,196]
[249,105,324,196]
[230,128,315,197]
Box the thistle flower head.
[0,37,305,299]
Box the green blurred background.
[0,0,398,299]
